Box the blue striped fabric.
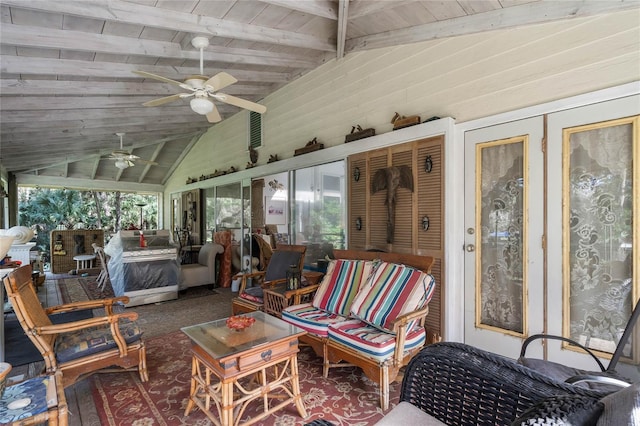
[350,262,435,333]
[328,319,426,361]
[312,259,374,316]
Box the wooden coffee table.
[181,311,308,426]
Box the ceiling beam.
[259,0,338,20]
[90,157,100,180]
[1,114,205,133]
[345,0,640,52]
[0,95,264,111]
[1,55,291,84]
[0,106,231,123]
[3,0,335,52]
[336,0,349,59]
[348,0,416,19]
[0,79,270,97]
[0,24,321,69]
[15,174,165,193]
[4,130,201,154]
[138,142,165,184]
[2,122,210,142]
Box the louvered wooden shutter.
[248,111,262,148]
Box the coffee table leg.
[221,380,234,426]
[290,355,308,419]
[184,356,198,416]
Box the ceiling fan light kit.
[114,159,131,170]
[190,97,214,115]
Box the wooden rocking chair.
[3,265,148,388]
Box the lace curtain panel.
[565,120,635,357]
[478,138,526,335]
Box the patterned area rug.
[59,277,228,339]
[58,276,114,303]
[91,331,399,425]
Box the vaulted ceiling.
[1,0,635,190]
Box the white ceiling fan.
[107,133,158,170]
[133,37,267,123]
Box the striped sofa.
[281,249,435,410]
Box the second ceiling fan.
[134,37,266,123]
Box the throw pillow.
[349,261,436,334]
[512,395,603,426]
[312,259,374,316]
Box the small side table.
[0,370,68,425]
[72,254,96,271]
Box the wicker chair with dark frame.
[375,342,627,425]
[3,264,148,388]
[231,244,306,315]
[518,296,640,391]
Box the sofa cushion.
[349,262,435,333]
[596,382,640,426]
[55,318,142,363]
[512,394,603,426]
[282,303,348,337]
[374,401,446,426]
[239,286,264,304]
[328,319,426,361]
[312,259,374,316]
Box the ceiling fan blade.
[135,159,159,165]
[215,93,266,114]
[206,104,222,123]
[133,70,185,86]
[204,72,237,91]
[142,94,184,107]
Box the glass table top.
[181,311,305,360]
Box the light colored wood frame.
[561,116,639,360]
[3,265,148,388]
[473,135,529,338]
[296,249,434,410]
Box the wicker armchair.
[377,342,611,425]
[3,265,148,388]
[231,244,306,315]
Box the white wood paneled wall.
[164,9,639,200]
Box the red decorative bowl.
[226,315,256,331]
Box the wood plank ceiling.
[0,0,634,189]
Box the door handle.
[466,244,475,252]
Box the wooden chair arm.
[284,284,320,305]
[44,296,130,315]
[262,278,287,288]
[391,305,430,366]
[36,311,139,334]
[232,271,266,280]
[391,306,430,332]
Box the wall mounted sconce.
[422,215,430,231]
[353,167,361,182]
[355,217,362,231]
[424,155,433,173]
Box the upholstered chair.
[180,242,224,290]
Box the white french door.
[545,96,639,376]
[464,117,545,359]
[464,95,639,369]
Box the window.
[292,161,346,270]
